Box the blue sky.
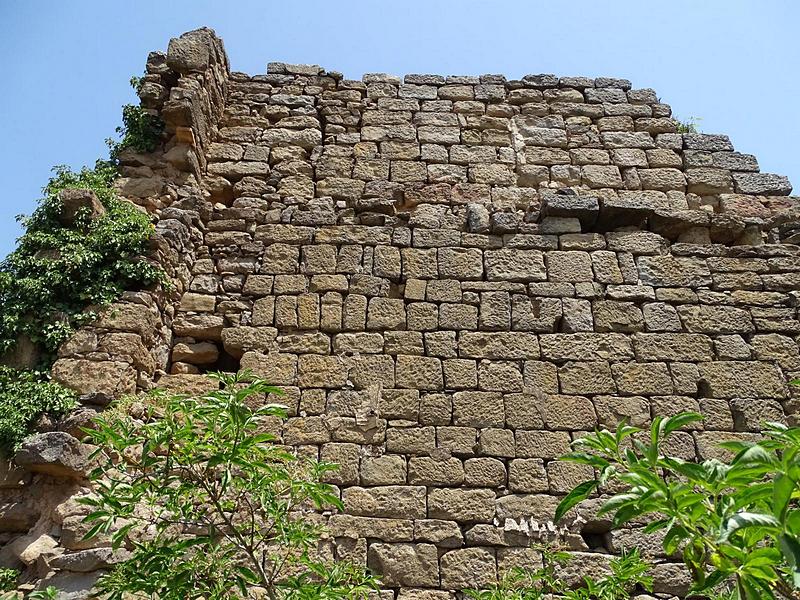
[0,0,798,258]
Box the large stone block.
[343,486,427,519]
[51,359,136,397]
[452,391,505,427]
[559,361,616,394]
[368,543,440,588]
[539,333,633,361]
[396,355,444,390]
[484,249,546,281]
[458,332,540,359]
[428,488,496,522]
[699,362,788,399]
[440,547,497,589]
[633,333,714,362]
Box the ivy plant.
[80,371,379,600]
[0,162,164,359]
[556,412,800,600]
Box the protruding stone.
[14,432,95,479]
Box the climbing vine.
[108,78,164,159]
[0,162,164,359]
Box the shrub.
[0,367,76,455]
[0,567,18,592]
[556,412,800,599]
[81,371,379,600]
[0,162,164,359]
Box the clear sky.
[1,0,798,258]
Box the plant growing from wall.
[464,548,651,600]
[107,78,164,159]
[0,367,76,454]
[80,371,379,600]
[0,568,19,593]
[556,412,800,600]
[675,116,702,133]
[0,162,164,359]
[0,76,166,454]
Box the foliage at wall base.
[0,367,76,456]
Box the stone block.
[592,301,644,333]
[478,427,515,457]
[699,361,788,399]
[464,457,507,487]
[559,361,616,394]
[428,488,496,522]
[484,249,546,281]
[440,547,497,589]
[459,332,540,359]
[368,543,440,588]
[633,333,714,362]
[408,457,465,486]
[297,354,347,388]
[541,395,597,430]
[360,455,407,485]
[612,361,672,395]
[396,355,444,390]
[343,486,427,519]
[386,427,436,455]
[367,297,407,330]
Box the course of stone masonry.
[3,27,800,598]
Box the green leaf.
[779,534,800,589]
[660,412,704,439]
[663,523,688,555]
[719,512,781,543]
[773,473,794,522]
[554,480,598,522]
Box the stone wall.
[3,27,800,598]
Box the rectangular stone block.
[386,427,436,455]
[633,333,714,361]
[484,249,546,281]
[428,488,496,522]
[698,361,788,399]
[458,332,540,359]
[368,543,440,588]
[539,333,633,361]
[297,354,347,388]
[396,355,444,390]
[342,486,427,519]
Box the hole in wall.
[169,341,239,375]
[209,347,240,373]
[580,522,613,552]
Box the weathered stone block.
[368,543,440,588]
[428,488,496,522]
[699,361,788,399]
[344,486,427,519]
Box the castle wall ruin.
[3,27,800,597]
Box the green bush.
[0,567,18,592]
[81,371,379,600]
[0,162,164,359]
[557,412,800,599]
[107,76,164,160]
[0,367,76,455]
